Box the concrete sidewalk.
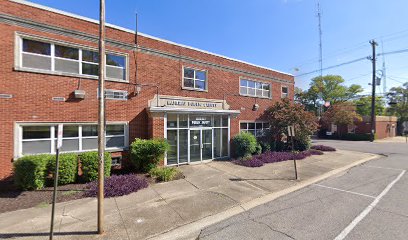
[375,136,408,143]
[0,150,377,240]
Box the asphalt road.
[198,140,408,240]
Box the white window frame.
[239,121,269,137]
[239,77,271,99]
[15,33,129,83]
[14,122,129,159]
[182,66,208,92]
[281,86,289,98]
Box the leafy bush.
[84,174,148,198]
[258,140,271,153]
[255,143,262,155]
[231,132,258,158]
[14,154,53,190]
[79,152,112,182]
[130,138,169,172]
[149,167,180,182]
[234,149,326,168]
[307,149,324,155]
[234,158,264,167]
[293,135,311,151]
[48,153,78,185]
[311,145,336,152]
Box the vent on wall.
[52,97,66,102]
[0,94,13,99]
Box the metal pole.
[97,0,106,235]
[49,148,60,240]
[369,40,378,142]
[292,137,298,180]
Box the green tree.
[309,75,364,104]
[354,96,385,116]
[387,82,408,122]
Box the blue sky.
[28,0,408,95]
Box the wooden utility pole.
[369,40,378,142]
[97,0,106,234]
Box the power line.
[295,57,367,77]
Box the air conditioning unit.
[74,90,85,99]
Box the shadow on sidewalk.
[0,231,97,239]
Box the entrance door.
[190,130,201,162]
[189,129,213,162]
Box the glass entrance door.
[190,130,201,162]
[202,129,212,160]
[189,129,213,162]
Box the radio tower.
[381,40,387,93]
[317,1,323,79]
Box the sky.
[27,0,408,96]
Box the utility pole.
[97,0,106,234]
[369,40,378,142]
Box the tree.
[321,103,362,137]
[354,96,385,116]
[386,82,408,122]
[309,75,364,104]
[262,98,318,151]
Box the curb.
[148,153,380,240]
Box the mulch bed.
[0,173,152,214]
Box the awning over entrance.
[147,95,240,116]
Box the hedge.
[79,151,112,182]
[231,132,258,158]
[13,154,53,190]
[130,138,169,172]
[48,153,78,185]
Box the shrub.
[311,145,336,152]
[48,153,78,185]
[234,158,264,167]
[258,140,271,153]
[79,152,112,182]
[84,174,148,198]
[130,138,169,172]
[231,132,258,158]
[149,167,180,182]
[255,143,262,155]
[293,135,311,151]
[307,149,324,155]
[14,154,53,190]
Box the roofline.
[10,0,293,77]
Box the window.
[240,79,270,98]
[183,67,207,91]
[281,86,289,98]
[19,123,127,156]
[20,38,127,81]
[240,122,269,137]
[99,89,128,100]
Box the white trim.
[181,66,209,92]
[16,33,129,82]
[9,0,293,77]
[14,121,129,159]
[149,107,240,115]
[239,77,272,99]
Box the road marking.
[334,170,406,240]
[363,165,406,171]
[313,184,376,199]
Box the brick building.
[0,0,294,179]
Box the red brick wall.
[0,0,294,179]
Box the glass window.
[167,114,178,128]
[179,114,188,128]
[82,50,99,63]
[106,125,124,135]
[82,125,98,137]
[23,39,50,55]
[183,67,207,90]
[23,126,50,139]
[282,86,289,98]
[63,126,79,137]
[21,39,127,80]
[240,79,271,98]
[240,122,268,136]
[106,54,125,67]
[55,45,79,60]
